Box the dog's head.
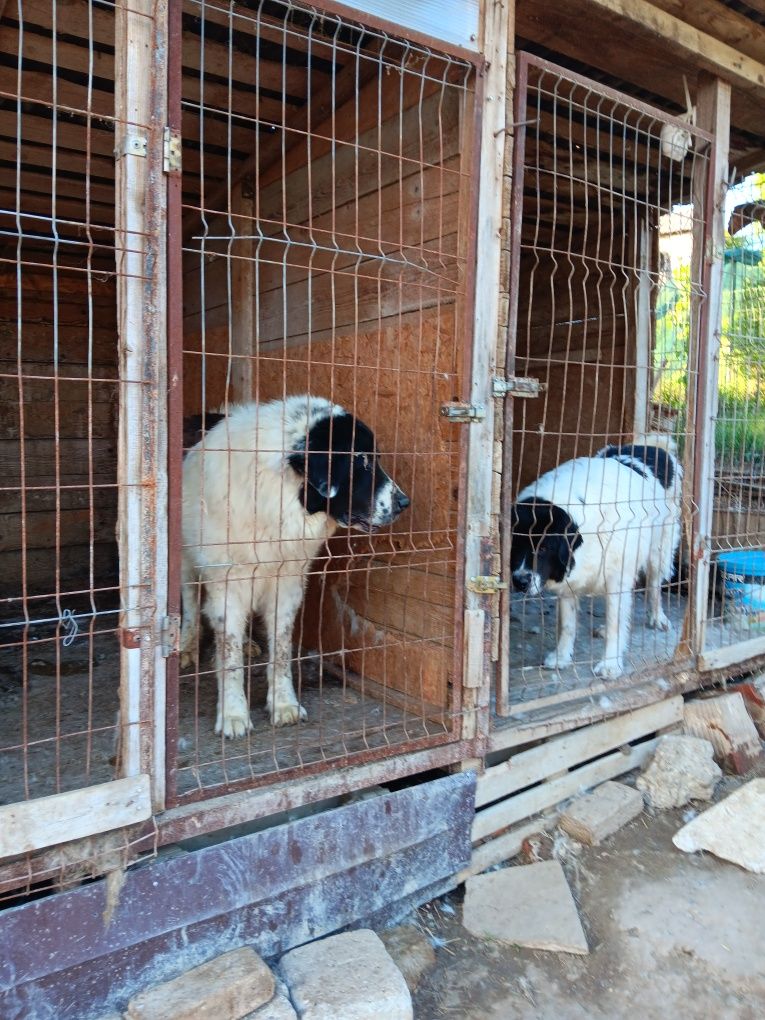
[510,499,583,595]
[288,411,409,530]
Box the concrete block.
[462,860,588,955]
[280,930,412,1020]
[684,694,763,774]
[636,735,721,809]
[245,992,297,1020]
[126,947,275,1020]
[673,779,765,873]
[559,781,644,845]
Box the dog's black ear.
[288,442,351,509]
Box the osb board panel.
[183,309,461,707]
[511,355,633,492]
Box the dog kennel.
[0,0,494,898]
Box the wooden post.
[688,75,730,657]
[460,0,513,753]
[114,0,170,807]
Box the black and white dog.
[181,395,410,737]
[510,436,682,679]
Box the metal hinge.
[115,133,147,159]
[492,375,545,398]
[163,127,182,174]
[467,575,508,595]
[160,614,180,657]
[440,401,486,423]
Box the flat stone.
[636,735,721,809]
[462,860,588,955]
[378,925,436,991]
[126,947,275,1020]
[245,992,297,1020]
[673,779,765,873]
[684,694,763,774]
[559,781,644,845]
[280,930,412,1020]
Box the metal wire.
[170,0,477,801]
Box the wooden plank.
[477,695,682,807]
[457,814,559,880]
[0,774,151,857]
[699,634,765,672]
[648,0,765,66]
[576,0,765,94]
[471,739,657,842]
[691,78,730,655]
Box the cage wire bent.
[164,0,481,804]
[498,52,719,720]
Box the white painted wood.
[472,740,657,842]
[341,0,479,51]
[115,0,169,803]
[699,634,765,672]
[477,696,682,807]
[0,775,152,858]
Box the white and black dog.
[510,436,682,679]
[181,395,409,737]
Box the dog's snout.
[512,570,531,593]
[395,490,410,511]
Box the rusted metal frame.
[522,51,715,145]
[115,0,170,800]
[174,726,461,806]
[158,738,473,844]
[309,0,480,63]
[690,79,731,659]
[497,50,530,718]
[164,0,185,810]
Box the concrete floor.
[412,772,765,1020]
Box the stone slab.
[279,930,412,1020]
[126,947,275,1020]
[462,860,589,955]
[246,992,297,1020]
[684,694,763,774]
[673,779,765,873]
[636,734,721,809]
[559,781,644,845]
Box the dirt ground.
[410,771,765,1020]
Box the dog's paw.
[646,611,671,632]
[543,651,573,671]
[593,658,623,679]
[270,701,307,727]
[215,690,253,738]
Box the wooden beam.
[0,775,151,857]
[689,77,730,657]
[650,0,765,66]
[577,0,765,95]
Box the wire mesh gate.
[164,0,481,804]
[497,53,717,719]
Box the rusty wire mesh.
[499,54,716,717]
[0,0,148,814]
[168,0,478,801]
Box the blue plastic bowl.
[717,549,765,615]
